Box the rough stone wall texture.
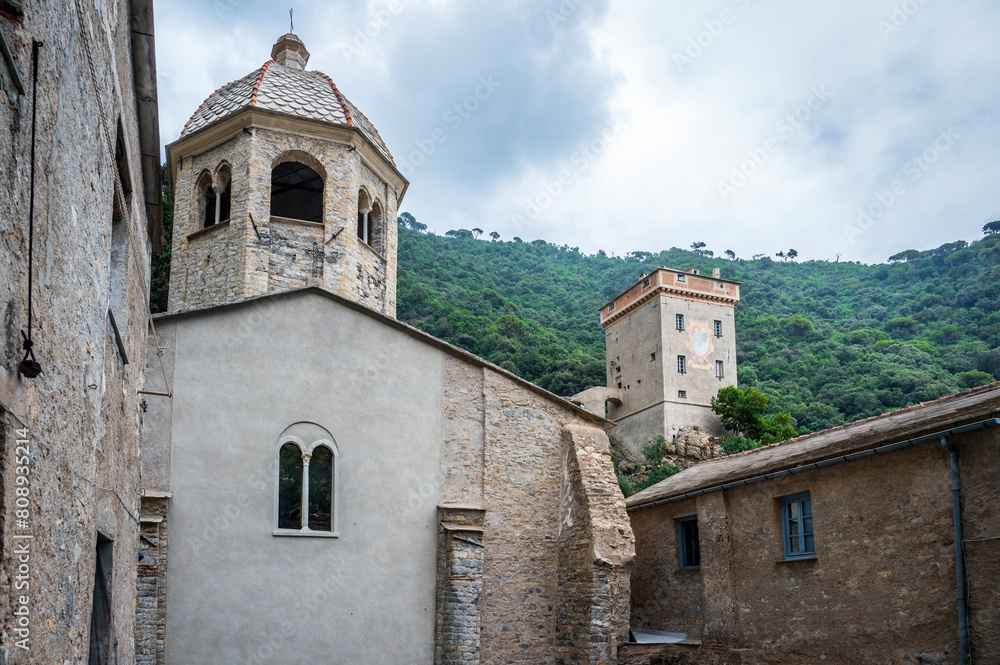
[436,358,634,665]
[556,424,634,665]
[135,497,169,665]
[435,507,485,665]
[167,123,399,317]
[955,427,1000,660]
[630,427,1000,664]
[0,2,151,663]
[440,358,485,507]
[629,498,705,639]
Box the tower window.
[677,355,686,374]
[677,274,686,282]
[217,164,232,223]
[714,320,723,336]
[716,360,724,378]
[676,314,684,331]
[650,352,656,361]
[271,161,324,223]
[357,189,371,244]
[677,390,687,398]
[642,277,650,288]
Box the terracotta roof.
[180,46,393,165]
[626,381,1000,509]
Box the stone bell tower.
[165,33,408,317]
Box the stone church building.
[137,33,633,665]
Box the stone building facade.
[576,267,740,456]
[624,383,1000,665]
[0,0,160,662]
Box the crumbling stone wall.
[0,2,152,663]
[438,357,634,665]
[167,122,400,317]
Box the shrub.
[617,473,634,498]
[641,435,668,464]
[722,435,762,455]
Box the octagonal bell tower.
[165,33,408,317]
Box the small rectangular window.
[677,355,686,374]
[677,390,687,398]
[642,277,650,288]
[714,320,723,336]
[650,352,656,361]
[675,314,684,330]
[781,492,815,559]
[677,274,686,282]
[678,516,700,569]
[715,360,724,378]
[608,301,615,311]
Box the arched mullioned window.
[275,437,338,535]
[196,170,216,228]
[216,164,232,223]
[356,189,371,244]
[270,160,324,223]
[368,199,384,252]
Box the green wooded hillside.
[396,221,1000,435]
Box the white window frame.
[273,435,339,538]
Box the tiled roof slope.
[181,61,394,165]
[626,381,1000,509]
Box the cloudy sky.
[153,0,1000,263]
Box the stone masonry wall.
[557,424,635,664]
[167,135,250,311]
[168,122,399,317]
[135,497,169,665]
[438,358,634,665]
[0,2,151,663]
[629,429,1000,664]
[435,506,485,664]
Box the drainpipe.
[941,435,970,665]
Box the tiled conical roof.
[181,34,394,165]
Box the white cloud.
[154,0,1000,263]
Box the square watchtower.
[600,267,740,455]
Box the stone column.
[436,506,485,665]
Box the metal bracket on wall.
[326,226,344,245]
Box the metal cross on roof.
[289,8,294,33]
